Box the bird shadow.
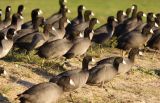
[153,69,160,76]
[0,93,10,103]
[17,63,66,80]
[16,79,35,88]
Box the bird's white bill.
[67,9,71,13]
[155,23,159,27]
[114,18,118,22]
[64,0,67,3]
[92,58,96,62]
[143,13,147,17]
[153,14,156,18]
[131,6,135,10]
[150,29,154,34]
[67,19,71,24]
[122,59,127,64]
[4,36,8,40]
[83,6,86,10]
[20,16,24,19]
[8,7,11,11]
[52,26,56,31]
[97,20,100,24]
[38,10,43,15]
[70,79,75,86]
[123,12,127,16]
[91,12,95,16]
[79,33,84,38]
[139,51,143,56]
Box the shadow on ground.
[0,93,10,103]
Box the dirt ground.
[0,48,160,103]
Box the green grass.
[0,0,160,25]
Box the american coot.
[116,10,126,24]
[0,9,2,22]
[17,4,25,16]
[36,38,73,59]
[14,19,48,52]
[1,13,23,35]
[87,57,124,86]
[0,6,12,30]
[115,5,138,36]
[48,16,69,42]
[69,10,94,38]
[16,4,25,27]
[50,56,93,92]
[27,24,54,52]
[21,9,43,29]
[65,5,86,39]
[124,8,132,20]
[71,5,86,26]
[64,18,99,59]
[45,0,67,25]
[92,16,117,44]
[0,28,15,58]
[117,21,155,51]
[134,12,158,32]
[96,48,139,74]
[13,16,45,42]
[52,7,71,29]
[17,82,64,103]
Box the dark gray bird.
[65,5,86,37]
[96,48,139,74]
[1,13,23,35]
[45,0,67,25]
[48,16,70,42]
[87,57,124,86]
[117,21,155,51]
[92,16,117,44]
[0,6,12,30]
[14,22,50,52]
[50,56,93,92]
[17,82,64,103]
[36,38,73,59]
[21,9,43,29]
[0,28,15,58]
[69,10,95,39]
[64,18,99,59]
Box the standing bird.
[65,5,86,37]
[87,57,124,87]
[96,48,139,74]
[117,21,155,56]
[0,6,12,30]
[1,13,23,35]
[92,16,117,44]
[0,9,2,22]
[17,82,69,103]
[50,56,93,92]
[0,28,15,58]
[21,9,43,29]
[45,0,67,25]
[64,18,99,59]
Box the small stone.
[0,67,7,76]
[15,64,19,68]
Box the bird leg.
[41,59,45,68]
[152,50,158,60]
[99,44,103,53]
[121,50,125,57]
[99,81,104,88]
[27,52,31,62]
[69,92,74,103]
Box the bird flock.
[0,0,160,103]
